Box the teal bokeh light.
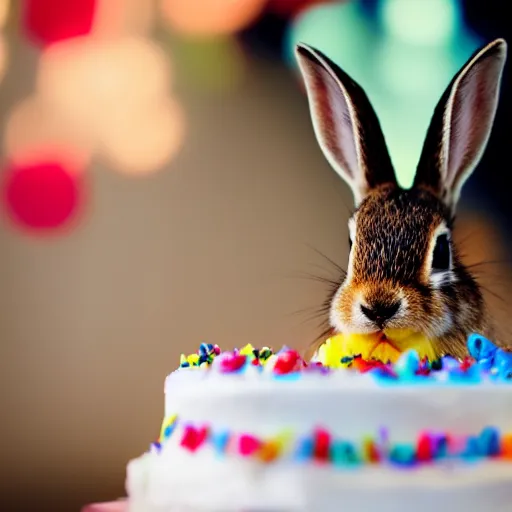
[285,0,483,189]
[379,0,460,46]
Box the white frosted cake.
[126,335,512,512]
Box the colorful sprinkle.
[478,426,501,456]
[273,349,303,375]
[238,434,262,456]
[175,333,512,387]
[312,428,331,462]
[330,440,360,466]
[180,425,209,452]
[501,434,512,459]
[394,349,420,377]
[210,430,231,455]
[156,416,512,469]
[467,333,497,361]
[219,353,247,373]
[389,444,416,466]
[362,436,380,463]
[159,414,177,442]
[294,436,314,461]
[416,433,433,462]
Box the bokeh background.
[0,0,510,510]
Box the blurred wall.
[0,11,511,512]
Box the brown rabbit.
[296,39,507,359]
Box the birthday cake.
[126,334,512,512]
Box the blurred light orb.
[380,0,459,46]
[21,0,97,47]
[92,0,155,38]
[285,1,375,77]
[37,36,171,133]
[2,161,84,231]
[171,35,246,93]
[0,0,10,28]
[99,98,185,176]
[160,0,266,36]
[0,36,7,84]
[4,96,94,171]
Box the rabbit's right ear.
[414,39,507,213]
[296,44,397,206]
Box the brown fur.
[332,184,490,358]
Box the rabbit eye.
[432,233,451,271]
[348,235,353,251]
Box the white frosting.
[126,368,512,511]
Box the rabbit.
[295,38,507,359]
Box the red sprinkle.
[351,357,387,373]
[220,354,247,373]
[362,438,380,462]
[313,428,331,461]
[416,433,433,461]
[238,434,262,456]
[180,425,209,452]
[273,350,302,374]
[459,357,473,372]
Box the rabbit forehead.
[351,187,450,283]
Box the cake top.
[176,333,512,385]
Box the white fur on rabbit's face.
[296,39,506,354]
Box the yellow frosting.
[315,329,438,366]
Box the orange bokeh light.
[0,0,10,29]
[98,97,185,175]
[160,0,266,36]
[92,0,155,39]
[0,36,6,84]
[3,96,94,172]
[37,36,172,134]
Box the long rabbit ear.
[414,38,507,212]
[295,43,397,206]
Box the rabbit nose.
[360,301,401,328]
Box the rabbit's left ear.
[414,38,507,212]
[296,43,397,206]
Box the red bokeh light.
[2,161,84,232]
[22,0,97,47]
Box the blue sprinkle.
[447,366,482,384]
[340,356,353,364]
[395,350,420,376]
[477,357,494,371]
[149,441,162,453]
[494,349,512,372]
[369,367,397,381]
[498,366,512,380]
[199,343,210,355]
[163,423,176,439]
[331,441,360,466]
[389,444,416,466]
[478,427,501,456]
[211,430,230,455]
[441,356,461,371]
[180,361,190,368]
[463,436,481,458]
[432,434,448,459]
[467,333,497,362]
[294,436,314,461]
[273,371,302,381]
